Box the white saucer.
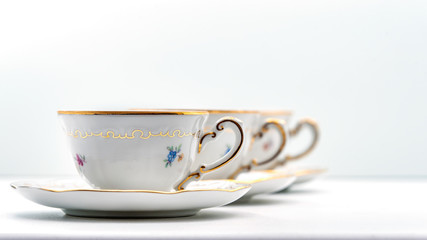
[234,170,296,198]
[293,167,327,185]
[11,179,250,218]
[275,166,327,190]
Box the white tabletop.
[1,177,426,240]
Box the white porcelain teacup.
[58,110,245,191]
[250,110,319,170]
[192,110,289,179]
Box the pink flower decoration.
[75,154,86,166]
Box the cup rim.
[258,110,293,116]
[130,108,259,114]
[204,109,258,114]
[57,110,209,115]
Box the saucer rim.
[234,170,295,184]
[294,168,328,177]
[10,179,251,194]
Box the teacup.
[58,110,245,191]
[250,110,319,170]
[192,110,289,179]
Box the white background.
[0,0,426,177]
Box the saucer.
[11,179,250,218]
[293,167,327,185]
[275,166,327,191]
[234,170,296,198]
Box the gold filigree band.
[66,129,196,140]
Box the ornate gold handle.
[228,118,287,179]
[176,117,244,190]
[285,118,319,161]
[252,119,287,166]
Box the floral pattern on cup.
[74,154,86,167]
[164,144,183,168]
[221,144,232,157]
[263,138,273,152]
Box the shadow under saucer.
[10,208,240,222]
[274,187,324,195]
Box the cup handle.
[228,118,288,179]
[251,118,288,166]
[284,118,319,161]
[176,117,244,190]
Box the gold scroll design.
[66,129,197,140]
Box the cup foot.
[63,209,199,218]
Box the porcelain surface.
[197,111,289,180]
[11,179,251,218]
[250,113,291,170]
[234,170,296,198]
[292,167,327,185]
[251,111,319,171]
[58,111,244,191]
[195,112,259,179]
[276,166,327,187]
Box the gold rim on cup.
[57,110,209,115]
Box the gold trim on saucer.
[233,170,295,184]
[10,180,251,194]
[58,110,208,115]
[294,168,327,177]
